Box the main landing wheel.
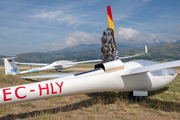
[129,91,145,102]
[134,96,144,102]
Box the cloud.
[115,27,148,43]
[39,43,64,51]
[39,31,101,51]
[142,0,151,3]
[64,31,99,47]
[30,10,84,27]
[167,34,175,39]
[159,29,169,34]
[30,11,61,20]
[40,27,151,52]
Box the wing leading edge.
[15,62,48,66]
[21,72,77,79]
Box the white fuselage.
[0,60,176,105]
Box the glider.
[1,58,101,75]
[2,45,147,75]
[0,6,177,106]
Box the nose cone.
[151,73,177,90]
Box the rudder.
[3,57,20,75]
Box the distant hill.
[1,42,180,65]
[17,52,52,63]
[47,44,101,55]
[119,43,180,62]
[46,39,180,55]
[47,43,143,55]
[0,55,6,65]
[14,43,142,63]
[150,39,179,45]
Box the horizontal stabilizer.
[21,72,77,79]
[1,57,17,60]
[122,60,180,76]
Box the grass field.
[0,64,180,120]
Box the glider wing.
[119,45,148,59]
[21,73,77,79]
[122,60,180,76]
[15,62,48,66]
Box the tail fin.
[2,57,20,75]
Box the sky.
[0,0,180,55]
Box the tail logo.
[28,68,39,73]
[11,68,18,73]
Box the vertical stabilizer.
[3,57,20,75]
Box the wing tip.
[145,45,148,53]
[107,5,113,21]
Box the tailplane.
[2,57,20,75]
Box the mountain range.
[0,39,180,65]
